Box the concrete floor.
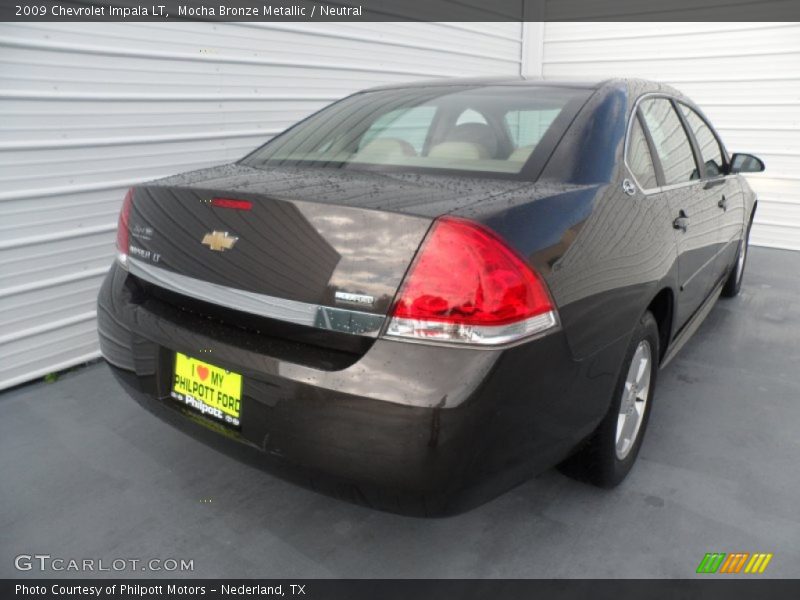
[2,246,799,579]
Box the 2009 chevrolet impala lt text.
[98,78,764,514]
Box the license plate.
[171,352,242,428]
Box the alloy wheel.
[616,340,652,460]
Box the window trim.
[624,92,735,195]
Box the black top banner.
[2,0,800,21]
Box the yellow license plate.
[171,352,242,427]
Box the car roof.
[364,76,603,92]
[363,76,685,100]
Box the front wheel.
[560,311,660,487]
[722,223,751,298]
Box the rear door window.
[640,98,699,185]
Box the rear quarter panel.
[480,82,682,363]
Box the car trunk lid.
[125,182,433,327]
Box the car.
[98,77,764,515]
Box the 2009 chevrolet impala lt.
[98,77,764,514]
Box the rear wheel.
[561,311,659,487]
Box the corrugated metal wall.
[541,22,800,252]
[0,21,524,390]
[3,20,798,389]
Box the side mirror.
[729,153,765,174]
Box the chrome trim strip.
[126,257,385,337]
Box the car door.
[677,102,745,279]
[638,97,723,330]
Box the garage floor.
[2,246,798,579]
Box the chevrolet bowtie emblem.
[201,231,238,251]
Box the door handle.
[673,210,690,232]
[718,195,728,211]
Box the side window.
[359,106,437,155]
[640,98,699,185]
[679,104,725,177]
[626,116,658,189]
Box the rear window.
[359,106,436,155]
[242,85,592,179]
[504,108,561,148]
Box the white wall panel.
[6,19,795,391]
[0,21,524,390]
[542,21,800,252]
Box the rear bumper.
[98,262,624,513]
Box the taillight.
[115,188,133,267]
[211,198,252,211]
[384,216,557,345]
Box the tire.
[560,311,660,488]
[721,222,750,298]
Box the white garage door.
[3,21,797,390]
[0,21,524,390]
[541,22,800,252]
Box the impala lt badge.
[335,291,375,306]
[202,231,238,251]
